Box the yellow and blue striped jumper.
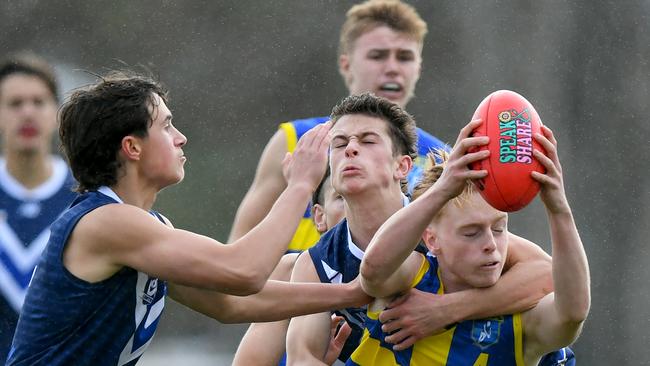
[348,254,525,366]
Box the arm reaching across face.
[379,236,552,350]
[360,119,490,298]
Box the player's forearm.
[361,253,423,298]
[169,279,361,323]
[549,211,590,323]
[230,183,313,290]
[448,258,553,322]
[221,280,367,323]
[362,186,449,283]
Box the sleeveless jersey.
[280,116,448,252]
[308,219,367,362]
[6,188,166,366]
[348,255,525,366]
[0,156,76,361]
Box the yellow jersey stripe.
[279,122,298,153]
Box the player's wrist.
[286,180,315,196]
[344,281,371,307]
[546,201,572,216]
[425,184,456,208]
[442,291,473,324]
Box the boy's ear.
[394,155,413,180]
[338,54,351,87]
[121,135,142,161]
[312,204,327,234]
[422,225,441,255]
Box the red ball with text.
[470,90,545,212]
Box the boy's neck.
[4,151,53,189]
[110,180,159,211]
[344,186,406,251]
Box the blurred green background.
[2,1,649,364]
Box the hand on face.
[282,121,331,190]
[434,119,490,200]
[531,125,571,214]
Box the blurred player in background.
[0,52,76,363]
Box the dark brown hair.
[330,92,417,160]
[330,92,418,192]
[59,71,168,192]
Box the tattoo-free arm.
[168,277,368,323]
[521,126,590,356]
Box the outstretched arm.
[229,129,288,242]
[523,125,590,355]
[168,276,369,323]
[64,124,330,296]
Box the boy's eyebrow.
[330,130,381,139]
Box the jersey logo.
[117,273,165,366]
[471,317,503,350]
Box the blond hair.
[339,0,428,56]
[412,150,477,220]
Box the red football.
[470,90,545,212]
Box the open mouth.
[379,82,403,93]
